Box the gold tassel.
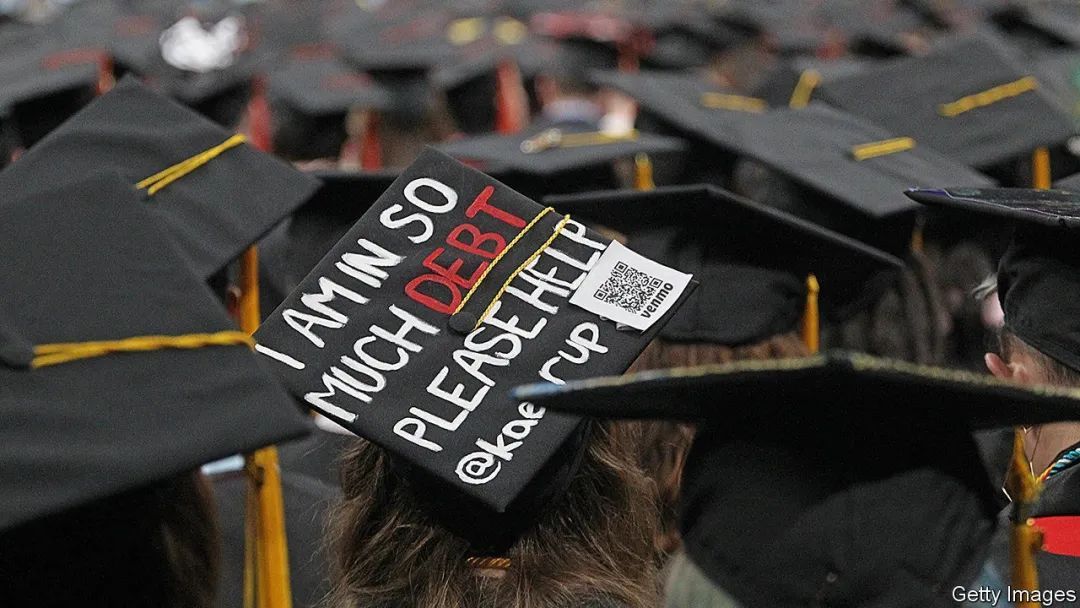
[634,153,655,191]
[802,274,820,354]
[1033,147,1051,189]
[239,246,294,608]
[1007,429,1043,608]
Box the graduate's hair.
[825,250,948,365]
[628,332,810,554]
[997,328,1080,386]
[0,471,220,608]
[324,422,661,608]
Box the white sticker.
[568,241,692,331]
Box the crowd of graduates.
[5,0,1080,607]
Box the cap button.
[448,312,478,335]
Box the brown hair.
[628,333,810,554]
[325,423,662,608]
[998,329,1080,387]
[0,471,220,608]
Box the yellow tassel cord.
[239,246,294,608]
[789,70,821,109]
[1006,429,1043,608]
[520,129,639,154]
[802,274,820,354]
[634,153,655,191]
[1033,147,1052,189]
[31,331,253,368]
[850,137,916,161]
[699,92,767,113]
[938,76,1039,118]
[454,207,554,315]
[136,134,248,196]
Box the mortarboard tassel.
[360,111,383,170]
[788,70,820,109]
[246,77,273,153]
[1033,147,1051,189]
[633,153,654,191]
[239,246,295,608]
[494,59,528,134]
[802,274,820,354]
[1006,429,1043,608]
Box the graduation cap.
[254,148,695,550]
[0,39,108,147]
[268,56,393,161]
[730,103,996,257]
[751,56,867,107]
[907,186,1080,372]
[262,170,400,305]
[821,0,929,56]
[0,171,311,533]
[108,11,265,127]
[814,32,1075,168]
[513,351,1080,607]
[0,76,320,280]
[436,125,686,198]
[546,185,905,345]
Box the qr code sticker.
[593,261,664,314]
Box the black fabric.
[0,172,310,532]
[547,185,904,343]
[0,76,320,279]
[816,31,1075,167]
[512,351,1080,608]
[255,149,693,531]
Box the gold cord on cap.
[801,274,820,354]
[520,129,639,153]
[850,137,916,161]
[1006,429,1043,607]
[789,69,820,109]
[699,92,767,113]
[31,331,254,368]
[137,134,248,196]
[938,76,1038,118]
[1032,147,1051,189]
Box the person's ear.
[985,352,1013,379]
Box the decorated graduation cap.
[814,32,1075,169]
[0,76,319,279]
[546,185,904,345]
[268,56,392,161]
[907,186,1080,372]
[436,125,686,198]
[254,148,694,549]
[726,103,996,257]
[0,171,311,532]
[513,351,1080,608]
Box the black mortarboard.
[730,103,995,257]
[108,11,265,127]
[546,185,904,344]
[0,76,320,279]
[436,125,686,198]
[254,148,694,550]
[0,172,311,532]
[0,39,105,147]
[815,32,1075,168]
[906,186,1080,372]
[638,3,745,69]
[262,169,399,305]
[268,56,392,161]
[821,0,928,56]
[752,56,867,107]
[513,351,1080,607]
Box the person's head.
[986,328,1080,387]
[325,422,661,608]
[0,471,220,608]
[629,333,810,555]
